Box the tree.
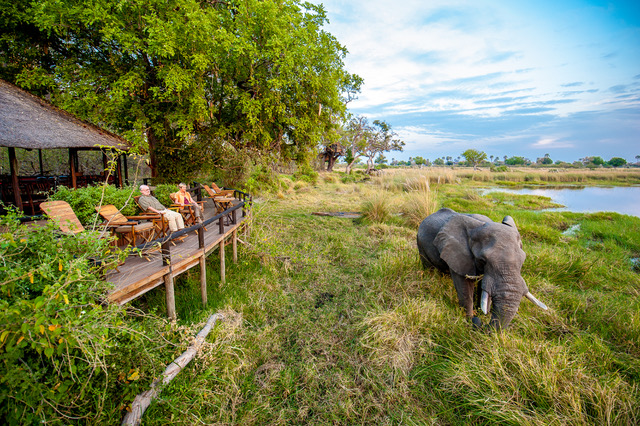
[362,120,404,173]
[343,116,404,174]
[413,156,426,166]
[505,156,526,166]
[319,144,345,172]
[1,0,361,180]
[608,157,627,168]
[537,153,553,165]
[374,153,387,165]
[461,149,488,170]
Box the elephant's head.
[434,214,547,329]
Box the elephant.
[417,208,547,329]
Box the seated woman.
[173,183,204,224]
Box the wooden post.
[38,149,44,176]
[197,225,204,248]
[123,153,129,185]
[232,229,238,263]
[200,255,207,306]
[69,148,77,189]
[232,208,237,225]
[115,154,123,188]
[219,216,224,234]
[164,273,176,320]
[161,240,171,266]
[8,148,22,210]
[219,240,225,284]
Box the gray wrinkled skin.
[417,208,528,329]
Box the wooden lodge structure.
[0,79,132,214]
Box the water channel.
[484,186,640,218]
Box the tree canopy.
[461,149,487,170]
[0,0,361,180]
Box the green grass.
[131,170,640,424]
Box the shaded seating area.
[0,79,132,215]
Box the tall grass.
[131,168,639,425]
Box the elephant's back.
[417,208,456,271]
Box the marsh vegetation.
[132,168,640,424]
[2,167,639,423]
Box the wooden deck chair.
[133,195,170,238]
[169,192,206,227]
[40,200,121,272]
[210,183,235,197]
[133,195,184,244]
[95,205,157,247]
[40,200,86,234]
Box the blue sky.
[312,0,640,163]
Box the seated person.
[174,183,204,224]
[138,185,185,233]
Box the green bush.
[49,184,140,226]
[0,209,176,423]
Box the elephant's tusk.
[525,292,548,310]
[480,290,489,315]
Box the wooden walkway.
[106,197,250,318]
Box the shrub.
[49,184,140,226]
[0,209,174,423]
[361,193,391,223]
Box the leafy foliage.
[0,209,178,423]
[49,184,140,226]
[1,0,361,179]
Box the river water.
[485,186,640,218]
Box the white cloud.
[313,0,640,161]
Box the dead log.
[121,313,224,425]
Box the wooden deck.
[106,198,249,316]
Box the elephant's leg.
[451,273,475,317]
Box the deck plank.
[106,199,248,304]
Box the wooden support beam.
[219,240,225,284]
[38,149,44,176]
[8,147,22,209]
[200,255,207,307]
[115,154,123,188]
[233,229,238,263]
[69,148,78,188]
[164,273,176,320]
[123,153,129,185]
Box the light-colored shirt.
[138,194,165,212]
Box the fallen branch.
[121,313,224,426]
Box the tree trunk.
[327,154,337,172]
[147,129,158,178]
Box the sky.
[311,0,640,163]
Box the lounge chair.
[169,192,206,227]
[95,204,157,247]
[40,200,121,272]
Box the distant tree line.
[381,151,636,169]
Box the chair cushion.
[115,221,154,233]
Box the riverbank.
[134,170,639,424]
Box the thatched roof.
[0,79,130,150]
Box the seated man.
[138,185,185,233]
[174,183,204,224]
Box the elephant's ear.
[434,215,479,277]
[502,215,517,229]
